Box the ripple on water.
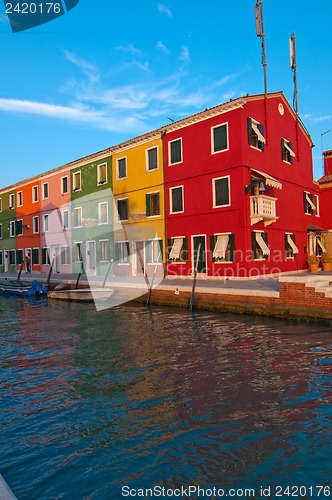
[0,298,331,499]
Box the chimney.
[323,150,332,175]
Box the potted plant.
[321,252,332,271]
[307,255,319,273]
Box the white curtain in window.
[169,238,183,260]
[213,234,229,259]
[255,232,270,256]
[251,122,266,143]
[287,234,299,254]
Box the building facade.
[0,91,328,280]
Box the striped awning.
[250,169,282,190]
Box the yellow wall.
[112,136,165,257]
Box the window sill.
[249,145,264,152]
[211,148,229,155]
[168,161,183,166]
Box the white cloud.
[63,50,99,83]
[155,41,170,54]
[0,98,142,132]
[179,46,190,62]
[157,3,172,18]
[115,44,142,55]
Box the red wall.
[16,181,41,272]
[164,93,320,278]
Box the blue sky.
[0,0,331,188]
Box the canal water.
[0,297,331,500]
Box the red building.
[164,91,321,278]
[15,179,41,273]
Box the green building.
[70,154,113,278]
[0,188,17,273]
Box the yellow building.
[112,131,165,278]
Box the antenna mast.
[290,32,299,118]
[255,0,267,98]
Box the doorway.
[4,251,9,272]
[86,241,96,275]
[51,246,60,273]
[133,240,145,276]
[192,235,207,274]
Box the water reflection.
[0,298,331,499]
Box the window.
[42,248,50,265]
[9,221,15,237]
[169,138,182,165]
[146,239,163,264]
[281,138,296,164]
[32,248,39,265]
[100,240,109,261]
[285,233,299,259]
[32,185,38,203]
[146,146,158,171]
[9,193,15,209]
[213,176,230,207]
[117,157,127,179]
[117,198,128,221]
[73,207,82,228]
[115,241,130,264]
[304,192,315,215]
[0,224,2,239]
[0,251,3,266]
[16,249,23,265]
[9,250,16,266]
[317,236,327,256]
[170,186,184,214]
[211,123,228,153]
[42,182,49,199]
[97,163,107,185]
[248,117,265,150]
[168,237,188,262]
[252,231,269,260]
[210,234,235,262]
[17,191,23,207]
[16,220,23,236]
[62,210,69,229]
[61,176,69,194]
[43,214,49,232]
[33,216,39,234]
[146,192,160,217]
[315,195,320,217]
[75,243,82,262]
[72,171,81,192]
[0,198,2,212]
[98,202,108,224]
[61,246,70,265]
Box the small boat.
[47,287,114,302]
[0,279,47,296]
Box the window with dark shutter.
[32,248,39,265]
[117,199,128,221]
[169,139,182,164]
[117,158,127,179]
[147,147,158,171]
[214,177,230,207]
[171,187,183,213]
[213,124,228,153]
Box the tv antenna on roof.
[255,0,267,98]
[290,32,299,118]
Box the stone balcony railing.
[250,195,278,226]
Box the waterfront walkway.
[1,270,332,322]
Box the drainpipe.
[161,130,168,277]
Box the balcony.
[250,195,278,226]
